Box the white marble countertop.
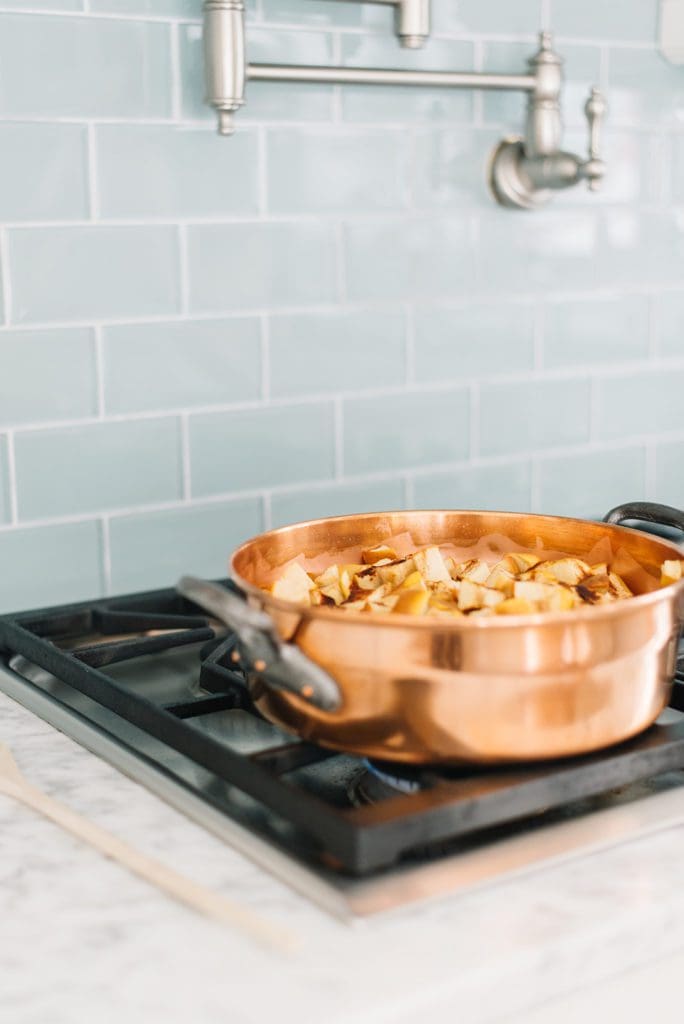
[4,685,684,1024]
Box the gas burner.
[3,582,684,883]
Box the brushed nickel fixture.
[203,1,606,209]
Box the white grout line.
[180,413,192,501]
[93,326,106,417]
[0,229,12,325]
[0,433,680,535]
[86,123,99,220]
[100,515,112,595]
[5,431,19,525]
[1,355,683,438]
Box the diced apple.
[545,558,591,585]
[485,563,516,596]
[482,588,505,608]
[454,558,491,585]
[502,552,541,574]
[608,571,633,600]
[377,557,416,588]
[398,569,427,592]
[661,560,684,586]
[495,597,536,615]
[458,579,487,611]
[413,546,451,583]
[271,562,316,604]
[393,588,430,615]
[513,580,556,604]
[362,544,398,565]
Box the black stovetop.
[1,581,684,878]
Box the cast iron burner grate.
[1,581,684,877]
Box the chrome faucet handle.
[582,86,606,191]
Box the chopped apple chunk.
[271,562,316,604]
[265,541,684,618]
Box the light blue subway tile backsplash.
[542,296,650,368]
[267,128,408,213]
[103,319,261,414]
[269,310,405,397]
[478,378,591,457]
[187,222,336,312]
[595,369,684,440]
[550,0,656,42]
[0,521,103,613]
[655,442,684,509]
[96,126,260,219]
[9,227,181,323]
[412,462,532,513]
[538,446,647,519]
[89,1,201,14]
[343,389,469,475]
[0,435,9,523]
[0,0,81,8]
[109,498,262,594]
[412,128,500,210]
[0,16,171,118]
[180,24,334,123]
[189,403,335,495]
[432,0,540,35]
[476,210,601,294]
[0,329,96,426]
[15,419,182,519]
[0,123,88,221]
[0,0,683,610]
[656,292,684,357]
[609,48,684,126]
[261,0,387,29]
[345,217,473,301]
[271,478,406,528]
[414,304,535,382]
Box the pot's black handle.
[176,576,342,713]
[603,502,684,532]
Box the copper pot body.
[231,511,684,764]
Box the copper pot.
[179,502,684,765]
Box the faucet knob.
[583,86,606,191]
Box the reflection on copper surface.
[230,511,684,765]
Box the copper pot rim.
[230,507,684,632]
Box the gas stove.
[2,582,684,919]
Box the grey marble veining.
[4,684,684,1024]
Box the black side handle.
[604,502,684,532]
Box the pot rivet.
[230,650,241,663]
[301,685,314,699]
[254,659,267,672]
